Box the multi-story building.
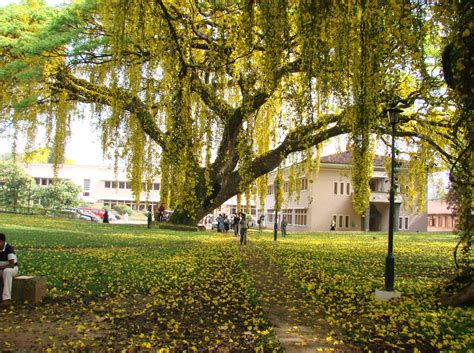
[20,163,161,211]
[261,151,427,232]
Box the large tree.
[0,0,469,226]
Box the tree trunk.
[442,282,474,307]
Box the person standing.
[281,216,288,238]
[239,212,248,245]
[103,209,110,224]
[217,214,224,233]
[233,214,240,236]
[330,218,336,231]
[147,207,152,229]
[224,215,230,233]
[258,215,264,237]
[0,233,19,306]
[158,204,165,222]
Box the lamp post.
[274,209,278,242]
[385,108,402,292]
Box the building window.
[334,182,338,195]
[301,178,308,191]
[437,215,443,227]
[83,179,91,197]
[112,181,118,188]
[339,215,343,228]
[340,182,344,195]
[126,182,132,189]
[345,215,350,228]
[250,206,257,216]
[41,178,48,186]
[399,217,409,230]
[268,184,274,195]
[446,216,452,228]
[294,209,307,226]
[428,215,435,227]
[346,183,350,195]
[105,181,111,188]
[284,181,289,193]
[267,209,274,223]
[282,209,293,225]
[153,183,160,191]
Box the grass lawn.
[0,213,472,351]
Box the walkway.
[239,242,358,352]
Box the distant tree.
[0,161,36,208]
[35,180,81,210]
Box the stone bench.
[0,276,47,304]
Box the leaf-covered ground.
[0,214,472,351]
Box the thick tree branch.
[156,0,190,75]
[190,73,235,119]
[54,68,166,147]
[210,115,347,207]
[394,130,454,164]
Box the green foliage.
[35,179,81,210]
[112,204,132,216]
[0,161,36,207]
[169,209,194,226]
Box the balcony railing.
[370,191,402,203]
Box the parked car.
[74,208,100,222]
[79,207,105,219]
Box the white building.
[20,163,161,211]
[261,151,427,232]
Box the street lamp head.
[387,108,403,124]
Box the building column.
[362,207,370,231]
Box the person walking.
[239,212,248,245]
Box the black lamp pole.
[385,108,402,291]
[274,209,278,241]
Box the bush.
[159,223,199,232]
[112,204,133,216]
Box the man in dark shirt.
[0,233,18,306]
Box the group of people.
[214,213,289,244]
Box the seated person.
[0,233,19,306]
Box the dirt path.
[239,241,358,352]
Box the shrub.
[112,204,132,216]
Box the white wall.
[20,163,160,207]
